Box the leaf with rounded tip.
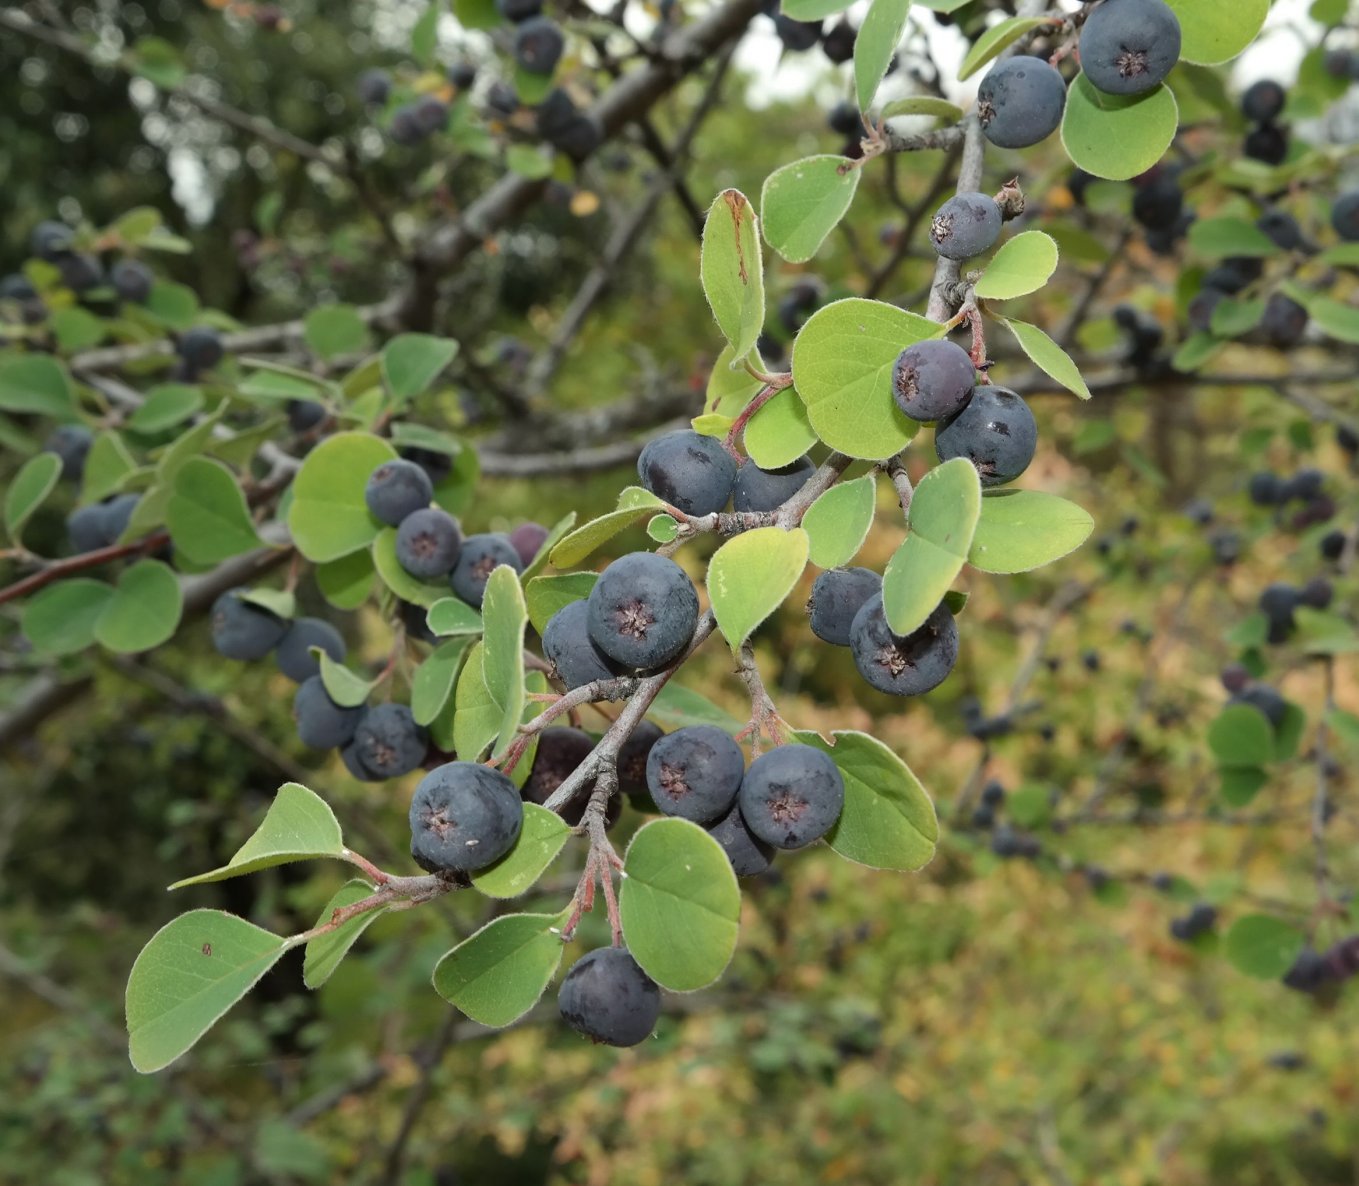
[1207,704,1274,769]
[95,560,183,653]
[744,388,818,469]
[968,490,1094,574]
[1220,766,1268,807]
[370,525,451,608]
[1294,607,1359,654]
[708,526,810,651]
[975,231,1059,300]
[802,473,877,569]
[882,459,980,636]
[431,911,566,1027]
[1186,217,1277,259]
[22,578,114,655]
[1307,296,1359,345]
[302,880,387,989]
[316,549,374,610]
[648,514,679,543]
[520,511,576,581]
[126,910,288,1072]
[1224,914,1305,979]
[288,432,397,562]
[1060,76,1178,181]
[791,298,939,459]
[855,0,912,111]
[1000,318,1091,399]
[427,597,484,637]
[5,452,61,544]
[795,729,937,870]
[957,15,1050,80]
[481,566,528,760]
[411,638,472,726]
[701,189,765,364]
[128,384,203,434]
[304,305,370,362]
[167,457,263,565]
[238,588,296,619]
[471,805,572,898]
[316,651,376,708]
[169,783,345,889]
[1165,0,1270,65]
[0,354,76,417]
[548,487,665,567]
[761,155,862,264]
[380,333,459,409]
[880,96,964,122]
[525,572,598,635]
[620,818,740,991]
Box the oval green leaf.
[795,730,938,870]
[1224,914,1306,979]
[882,458,980,636]
[288,432,397,562]
[22,578,114,655]
[305,304,371,362]
[1165,0,1269,65]
[708,526,809,651]
[974,231,1059,301]
[427,596,484,637]
[371,525,451,608]
[128,384,203,434]
[802,473,877,569]
[126,910,288,1073]
[525,572,598,635]
[0,354,77,417]
[316,549,374,610]
[1207,704,1275,769]
[380,333,459,408]
[701,189,765,364]
[94,559,183,654]
[482,565,528,759]
[968,490,1094,574]
[82,430,137,504]
[453,640,500,760]
[167,457,264,565]
[5,452,62,544]
[619,818,740,992]
[744,388,818,469]
[303,880,387,989]
[317,651,377,709]
[1186,216,1277,259]
[958,15,1050,80]
[471,804,572,898]
[1061,75,1179,181]
[1001,318,1091,399]
[855,0,912,111]
[548,487,664,567]
[431,911,565,1027]
[760,155,862,264]
[411,639,472,726]
[791,298,940,459]
[169,782,345,889]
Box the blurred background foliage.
[3,1,1359,1183]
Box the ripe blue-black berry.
[1079,0,1182,96]
[276,617,346,682]
[409,761,523,873]
[365,459,434,527]
[558,946,661,1047]
[586,552,699,672]
[976,56,1066,149]
[210,588,289,660]
[349,702,428,780]
[929,192,1002,260]
[807,567,882,647]
[293,676,364,749]
[645,725,745,823]
[892,338,975,422]
[732,455,814,512]
[849,597,959,696]
[396,508,463,581]
[450,533,522,609]
[933,385,1037,487]
[636,430,737,516]
[737,743,845,850]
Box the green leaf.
[790,298,939,459]
[520,511,576,581]
[708,526,809,650]
[5,452,62,544]
[1006,784,1051,829]
[855,0,912,111]
[1224,914,1305,979]
[548,487,665,567]
[1000,319,1091,399]
[958,15,1050,80]
[145,281,199,329]
[705,342,765,419]
[411,1,441,61]
[166,457,263,565]
[974,231,1059,300]
[129,35,186,88]
[481,566,528,759]
[51,306,106,352]
[648,514,680,543]
[0,354,76,417]
[795,730,937,870]
[619,818,740,991]
[525,572,598,635]
[1165,0,1270,65]
[370,526,451,608]
[169,783,344,889]
[128,384,204,434]
[381,334,459,408]
[431,912,565,1027]
[238,588,296,619]
[802,474,876,569]
[427,597,484,637]
[471,805,571,898]
[1207,704,1274,769]
[316,549,374,610]
[882,458,980,636]
[81,431,137,503]
[880,96,964,122]
[22,578,115,655]
[112,206,163,244]
[1294,607,1359,654]
[94,560,183,654]
[744,388,818,469]
[760,156,862,264]
[288,432,397,562]
[1220,766,1268,807]
[648,683,745,734]
[304,305,370,362]
[968,490,1094,574]
[700,189,765,363]
[453,0,498,29]
[780,0,851,17]
[1210,296,1264,337]
[1061,75,1179,181]
[411,639,472,726]
[453,640,500,760]
[127,910,288,1072]
[1186,216,1277,259]
[316,652,376,708]
[302,880,387,989]
[1306,296,1359,345]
